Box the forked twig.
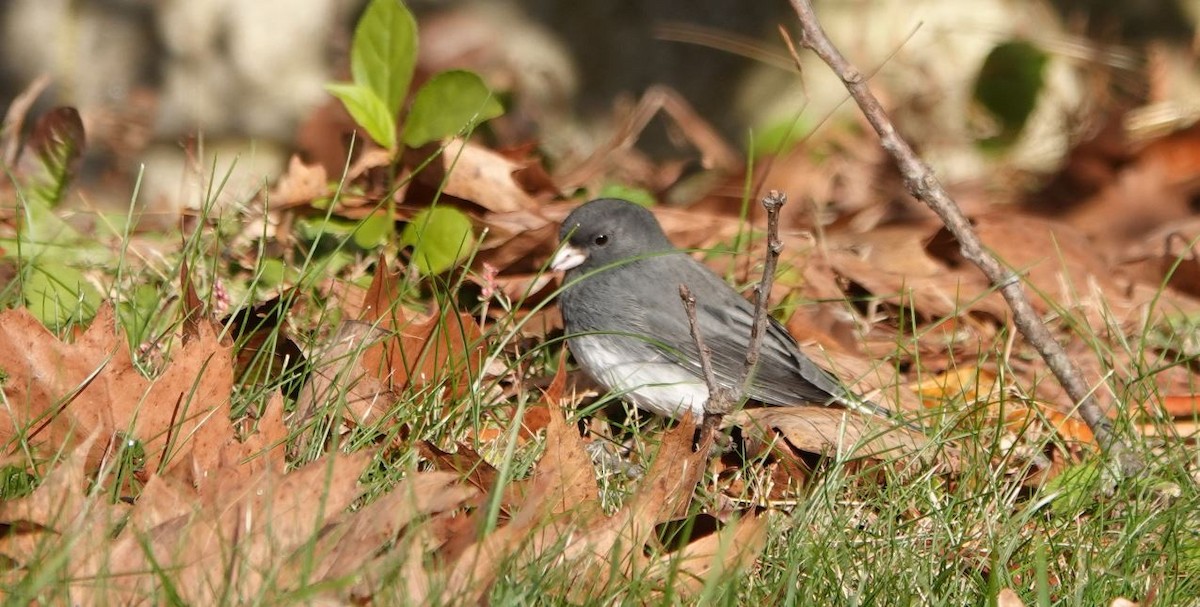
[741,190,786,394]
[679,284,733,440]
[786,0,1143,476]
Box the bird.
[550,197,891,421]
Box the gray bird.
[551,198,890,420]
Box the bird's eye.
[593,234,609,246]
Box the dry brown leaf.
[929,213,1129,321]
[277,471,478,598]
[433,138,538,213]
[1001,405,1095,445]
[126,473,197,533]
[292,320,396,442]
[1159,395,1200,418]
[359,258,484,395]
[826,231,995,318]
[522,380,599,517]
[915,366,1000,407]
[0,433,98,556]
[727,407,934,462]
[0,74,51,167]
[269,154,328,208]
[240,391,290,467]
[645,510,770,598]
[180,260,206,342]
[419,440,520,514]
[94,451,373,604]
[0,296,252,493]
[0,306,127,467]
[476,209,559,273]
[443,410,704,605]
[155,321,241,490]
[439,396,603,602]
[0,305,240,482]
[561,421,709,601]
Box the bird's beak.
[550,244,586,271]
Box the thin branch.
[679,285,733,439]
[786,0,1143,476]
[741,190,786,395]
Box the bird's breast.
[569,334,708,419]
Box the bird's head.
[550,198,674,274]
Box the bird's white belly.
[571,335,709,419]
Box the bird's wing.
[697,297,845,405]
[631,256,842,406]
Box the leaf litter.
[5,7,1200,603]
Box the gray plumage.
[554,198,886,420]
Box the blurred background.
[3,0,1200,225]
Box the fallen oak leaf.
[0,432,98,539]
[0,432,129,586]
[418,440,523,515]
[87,451,373,605]
[279,471,478,596]
[0,306,153,469]
[553,414,710,602]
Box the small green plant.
[325,0,504,153]
[320,0,501,275]
[1,106,108,327]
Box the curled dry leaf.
[727,407,939,464]
[292,320,396,447]
[431,138,539,213]
[644,510,770,599]
[359,257,484,395]
[268,154,329,208]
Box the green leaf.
[24,261,101,327]
[116,283,162,347]
[256,258,287,289]
[972,40,1048,148]
[352,0,418,116]
[326,83,397,150]
[748,118,809,160]
[400,206,476,275]
[596,183,656,208]
[1042,460,1103,517]
[352,211,394,249]
[402,70,504,148]
[23,107,85,208]
[16,198,80,257]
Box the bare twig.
[679,285,733,439]
[786,0,1143,476]
[559,86,740,189]
[742,191,787,394]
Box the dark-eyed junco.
[551,197,891,421]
